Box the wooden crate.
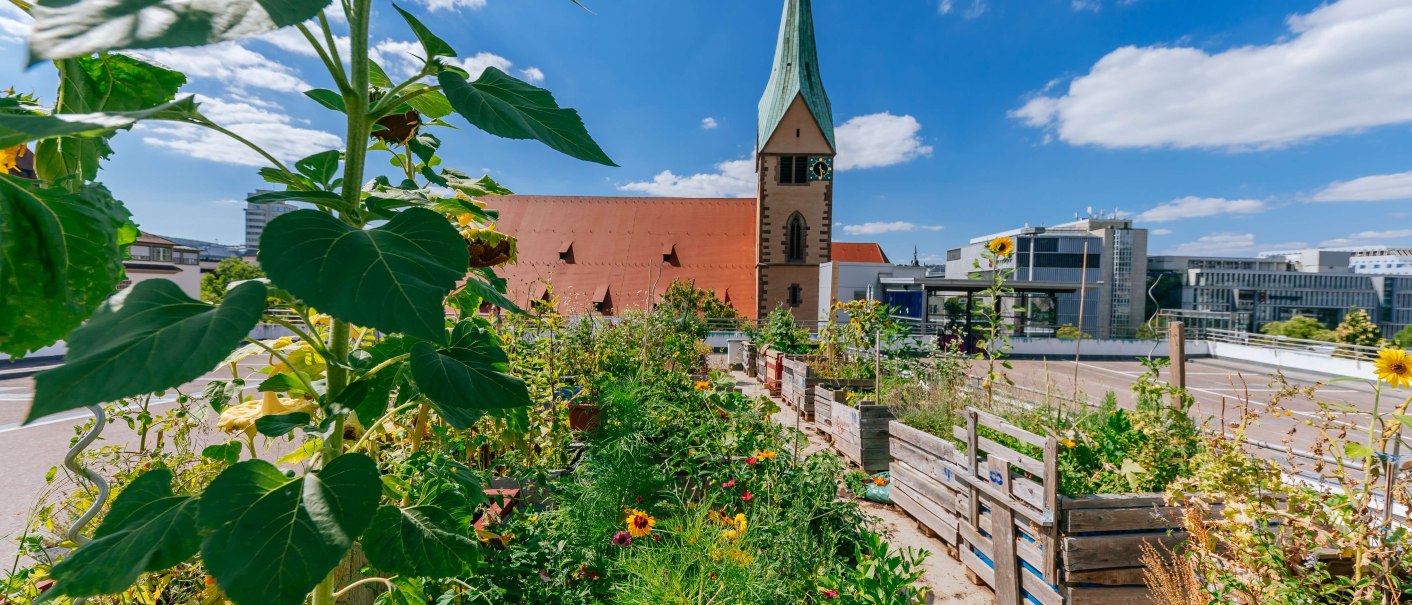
[814,382,875,429]
[780,356,824,411]
[831,400,893,472]
[888,409,1198,605]
[763,349,784,396]
[743,342,758,378]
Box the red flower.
[635,495,643,503]
[722,479,736,488]
[741,491,753,502]
[652,533,662,542]
[746,457,758,466]
[821,589,839,598]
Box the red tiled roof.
[831,242,889,264]
[486,195,759,317]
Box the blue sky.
[3,0,1411,263]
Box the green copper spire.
[757,0,834,152]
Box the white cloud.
[618,158,756,198]
[144,43,308,94]
[1164,232,1307,256]
[519,67,544,83]
[835,113,933,171]
[701,117,719,130]
[1013,0,1412,150]
[1150,228,1173,236]
[0,3,29,42]
[1320,229,1412,247]
[1134,196,1268,222]
[451,52,513,78]
[413,0,487,12]
[938,0,987,18]
[1071,0,1102,12]
[839,222,944,235]
[621,112,930,197]
[141,95,342,167]
[1312,169,1412,202]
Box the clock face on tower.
[807,156,833,181]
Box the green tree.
[1334,307,1381,347]
[200,257,264,303]
[658,278,739,320]
[1055,324,1091,340]
[1260,315,1335,341]
[1394,324,1412,348]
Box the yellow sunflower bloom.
[1373,348,1412,389]
[694,381,711,391]
[0,145,27,174]
[625,508,656,538]
[987,236,1015,257]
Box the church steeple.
[758,0,834,153]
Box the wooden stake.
[1168,320,1186,399]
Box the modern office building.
[817,243,931,321]
[940,217,1148,338]
[1350,248,1412,275]
[244,199,295,252]
[1148,253,1412,339]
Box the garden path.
[730,372,992,604]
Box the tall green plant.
[1,2,613,604]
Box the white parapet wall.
[1205,340,1373,379]
[1008,337,1210,359]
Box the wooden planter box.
[763,349,784,396]
[755,346,769,384]
[743,342,758,378]
[831,399,893,472]
[813,382,874,430]
[780,356,828,413]
[889,408,1183,605]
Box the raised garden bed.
[830,397,893,473]
[812,382,874,430]
[890,407,1188,605]
[780,355,828,414]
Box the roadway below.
[995,355,1405,461]
[0,361,267,568]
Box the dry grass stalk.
[1140,541,1203,605]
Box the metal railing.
[1201,327,1382,362]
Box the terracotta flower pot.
[569,403,601,433]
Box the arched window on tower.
[786,213,806,262]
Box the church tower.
[756,0,835,322]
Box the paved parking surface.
[0,361,266,568]
[998,356,1401,457]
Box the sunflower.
[987,236,1015,257]
[625,508,656,538]
[0,145,27,174]
[694,380,712,391]
[1374,348,1412,388]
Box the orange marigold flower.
[871,476,888,487]
[694,380,712,391]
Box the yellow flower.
[722,529,738,542]
[625,508,655,538]
[217,392,317,437]
[0,145,27,174]
[1061,437,1077,449]
[527,515,539,523]
[694,381,711,391]
[734,513,747,534]
[1374,348,1412,388]
[987,236,1015,257]
[871,476,888,487]
[754,449,778,460]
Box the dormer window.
[559,240,574,263]
[661,243,678,265]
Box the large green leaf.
[28,0,335,62]
[0,96,196,149]
[393,4,456,59]
[28,280,267,422]
[362,504,479,577]
[409,318,530,428]
[0,178,134,356]
[257,208,468,343]
[200,454,380,605]
[438,67,616,166]
[48,469,200,598]
[36,53,187,184]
